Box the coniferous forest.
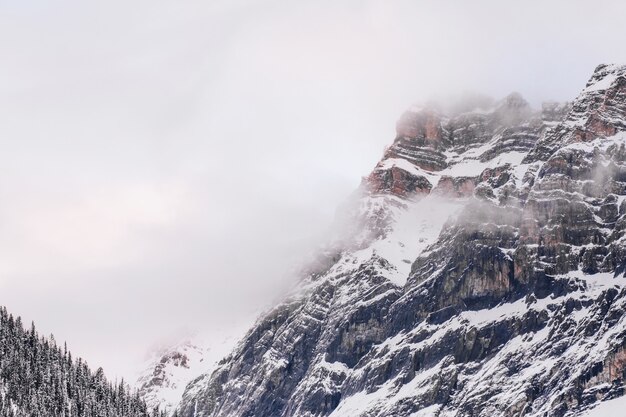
[0,307,165,417]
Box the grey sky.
[2,0,626,380]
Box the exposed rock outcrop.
[176,64,626,417]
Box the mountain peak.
[498,91,528,108]
[583,63,626,94]
[173,64,626,417]
[366,91,548,199]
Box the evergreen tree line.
[0,306,166,417]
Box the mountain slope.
[135,323,251,415]
[0,306,163,417]
[176,64,626,417]
[136,338,206,415]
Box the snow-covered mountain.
[170,64,626,417]
[136,338,207,414]
[135,324,252,415]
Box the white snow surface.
[335,195,464,286]
[441,150,526,177]
[582,64,624,94]
[136,339,207,412]
[378,147,526,191]
[579,395,626,417]
[378,157,441,182]
[136,319,254,415]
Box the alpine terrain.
[170,64,626,417]
[136,324,252,415]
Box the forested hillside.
[0,306,164,417]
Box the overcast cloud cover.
[2,0,626,380]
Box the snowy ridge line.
[170,64,626,417]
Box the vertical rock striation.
[176,64,626,417]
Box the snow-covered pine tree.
[0,306,165,417]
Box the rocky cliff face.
[176,64,626,417]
